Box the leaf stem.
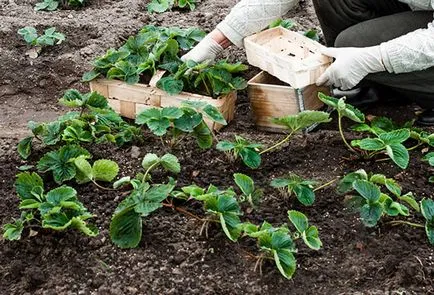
[260,131,294,155]
[143,161,160,182]
[387,220,424,228]
[407,143,423,151]
[313,178,338,192]
[338,114,356,153]
[92,180,117,191]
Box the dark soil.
[1,0,434,294]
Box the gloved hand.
[181,35,224,63]
[316,46,385,90]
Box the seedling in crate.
[3,172,98,241]
[337,169,420,227]
[243,210,322,279]
[135,102,226,149]
[216,136,262,169]
[157,60,248,98]
[17,89,142,159]
[110,153,180,248]
[233,173,263,209]
[268,18,319,41]
[82,25,206,83]
[148,0,197,13]
[217,111,331,169]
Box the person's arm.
[317,21,434,90]
[398,0,434,10]
[182,0,299,62]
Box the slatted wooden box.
[248,71,330,132]
[244,27,332,88]
[89,73,236,131]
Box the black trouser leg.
[312,0,434,109]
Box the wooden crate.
[89,73,236,131]
[244,27,332,88]
[248,71,330,132]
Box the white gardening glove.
[316,46,386,90]
[181,35,224,63]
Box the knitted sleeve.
[398,0,434,10]
[216,0,299,47]
[380,21,434,74]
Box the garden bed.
[1,0,434,294]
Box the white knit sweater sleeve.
[398,0,434,10]
[380,21,434,74]
[216,0,299,47]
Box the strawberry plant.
[17,89,142,159]
[268,18,319,41]
[35,0,86,10]
[156,60,248,98]
[73,157,119,189]
[318,93,365,153]
[82,25,205,83]
[3,172,98,241]
[233,173,263,209]
[135,102,226,149]
[148,0,197,13]
[270,173,318,206]
[216,136,262,169]
[422,152,434,183]
[243,210,322,279]
[421,199,434,245]
[110,153,180,248]
[337,169,419,227]
[18,27,65,47]
[217,111,330,169]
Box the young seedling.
[421,199,434,245]
[243,210,322,279]
[34,0,86,10]
[18,27,65,58]
[216,136,262,169]
[148,0,197,13]
[337,170,419,227]
[268,18,319,41]
[233,173,263,209]
[351,128,411,169]
[2,172,98,241]
[175,184,243,241]
[110,153,180,248]
[422,152,434,183]
[318,93,365,153]
[17,89,142,159]
[270,173,318,206]
[37,144,91,184]
[73,157,120,190]
[136,102,225,149]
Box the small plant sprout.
[216,136,262,169]
[318,93,365,153]
[244,210,322,279]
[233,173,263,209]
[337,169,420,227]
[109,153,180,248]
[148,0,197,13]
[3,172,98,241]
[351,129,411,169]
[270,173,317,206]
[18,27,65,57]
[265,110,331,154]
[135,102,226,149]
[176,184,243,241]
[422,152,434,183]
[421,199,434,245]
[34,0,58,11]
[288,210,322,250]
[73,157,119,190]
